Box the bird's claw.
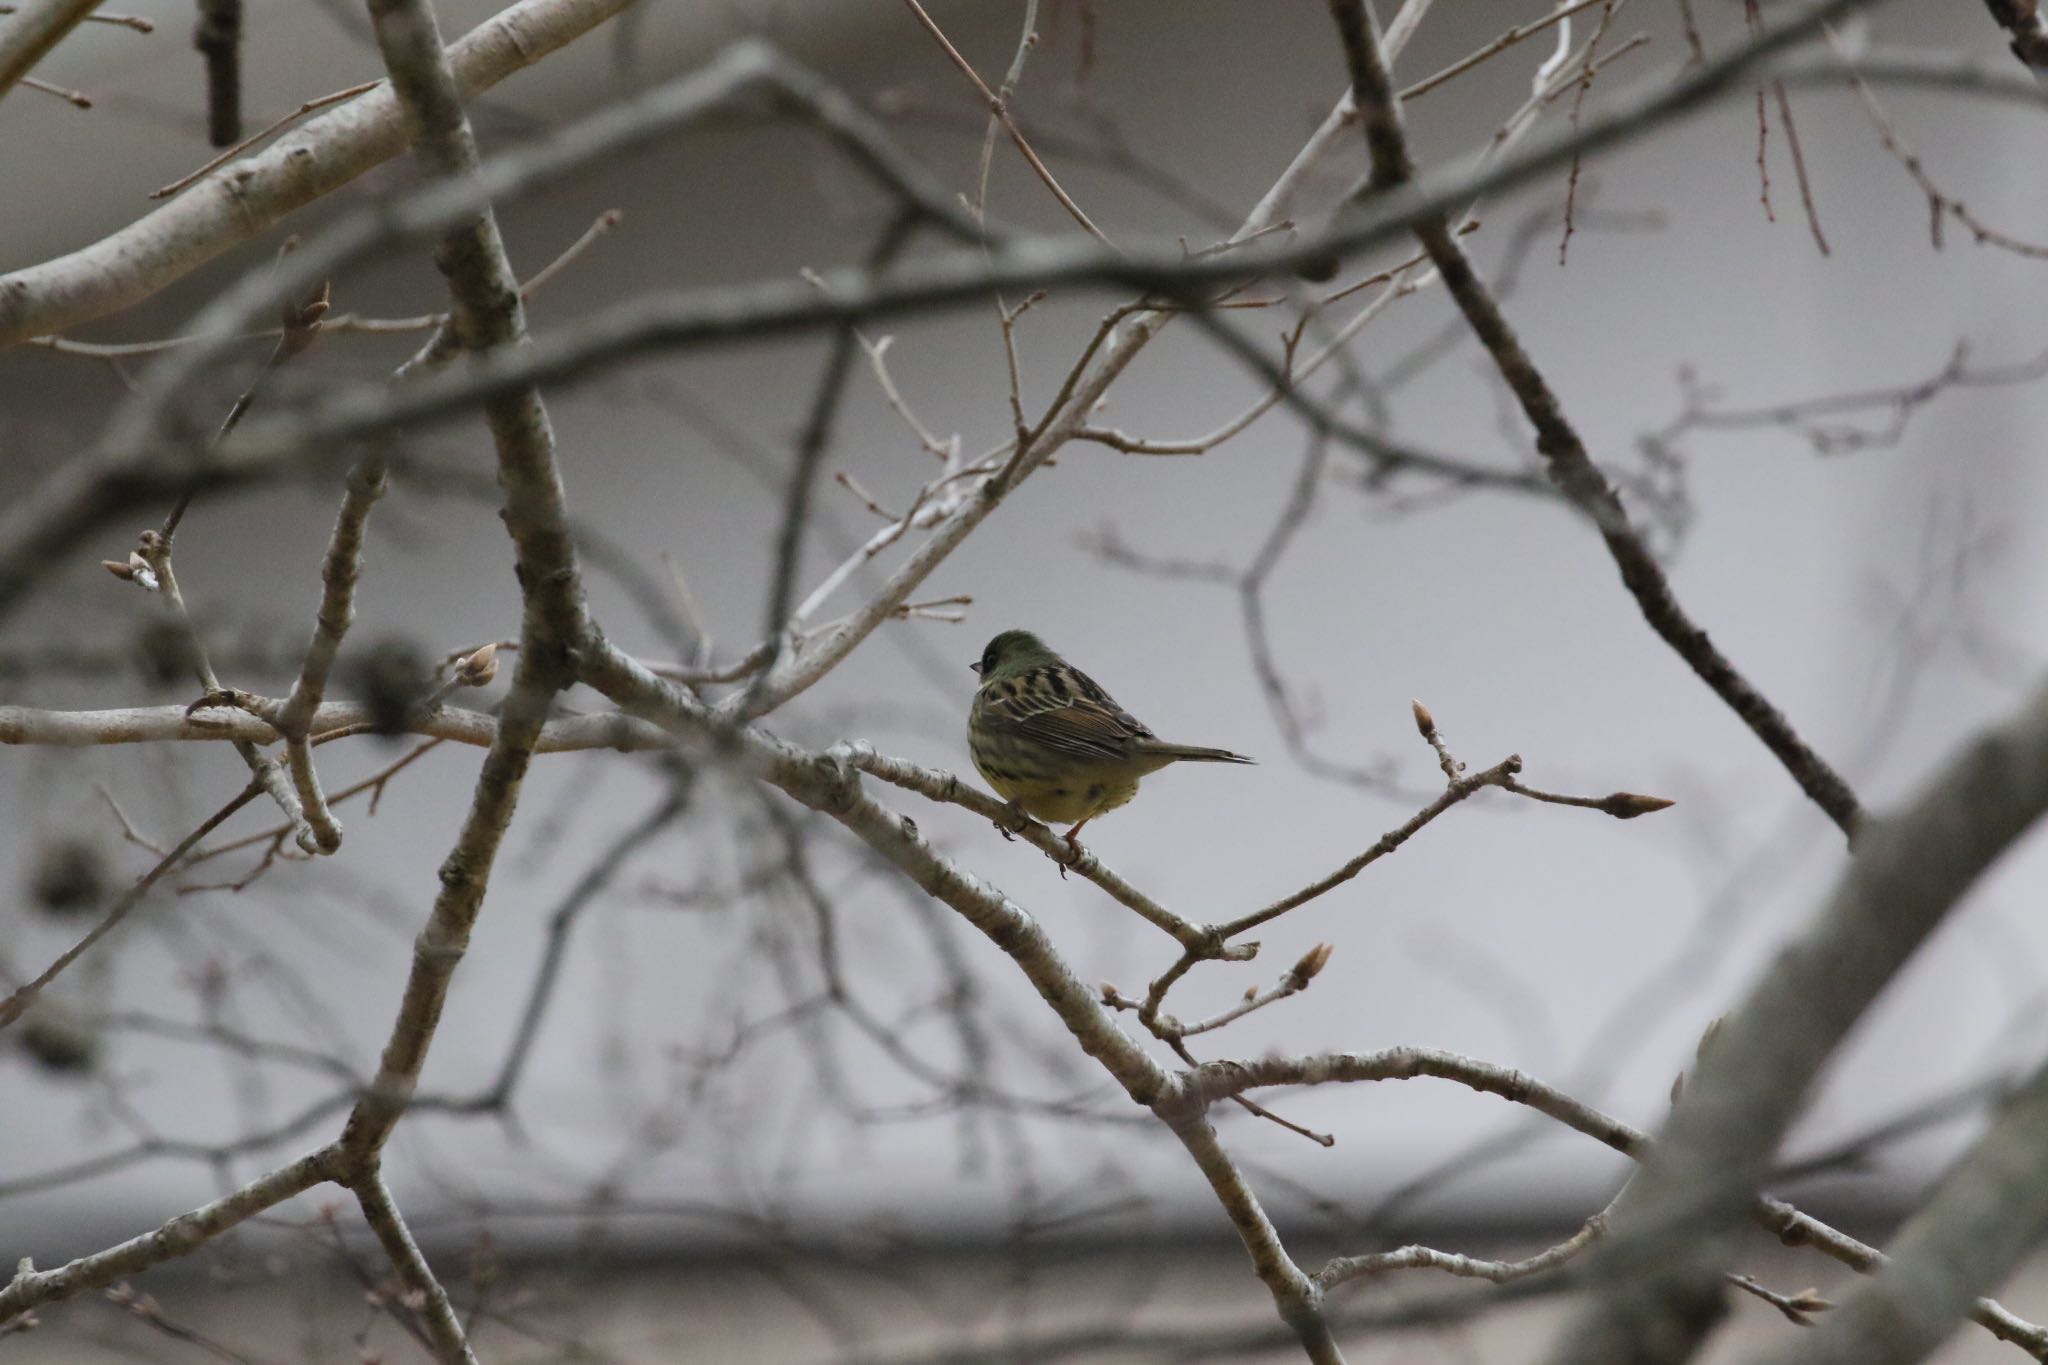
[1058,832,1087,879]
[993,801,1032,841]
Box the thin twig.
[152,80,381,200]
[896,0,1114,247]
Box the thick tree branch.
[0,0,96,103]
[1169,1112,1346,1363]
[0,0,633,345]
[1189,1046,2048,1355]
[835,742,1222,951]
[0,701,669,751]
[185,0,1863,480]
[337,0,589,1166]
[1545,676,2048,1363]
[193,0,242,145]
[1983,0,2048,72]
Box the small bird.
[967,629,1253,855]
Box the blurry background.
[4,0,2048,1359]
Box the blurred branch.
[0,0,634,345]
[0,9,1890,651]
[193,0,242,145]
[1546,676,2048,1362]
[1983,0,2048,73]
[1191,1045,2048,1353]
[1758,1053,2048,1363]
[896,0,1112,246]
[0,701,671,751]
[0,0,96,104]
[0,780,258,1030]
[198,0,1867,453]
[481,776,694,1106]
[754,211,923,694]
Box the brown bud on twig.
[457,642,499,687]
[1410,699,1436,739]
[1598,791,1676,819]
[279,281,331,357]
[1292,942,1334,983]
[102,558,136,581]
[1788,1289,1832,1314]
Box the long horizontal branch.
[0,0,633,346]
[1185,1046,2048,1356]
[0,1148,336,1321]
[0,702,670,751]
[0,40,975,629]
[226,0,1868,438]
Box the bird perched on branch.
[967,629,1254,856]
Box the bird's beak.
[968,661,982,675]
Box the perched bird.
[967,629,1253,854]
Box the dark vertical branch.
[1982,0,2048,72]
[1324,0,1863,840]
[758,210,923,647]
[339,0,591,1165]
[193,0,242,146]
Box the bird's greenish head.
[972,630,1060,683]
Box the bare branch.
[337,0,590,1164]
[0,1148,335,1322]
[1982,0,2048,72]
[0,781,259,1030]
[1545,677,2048,1362]
[0,0,97,104]
[350,1169,479,1365]
[192,0,242,146]
[1324,0,1862,837]
[0,0,634,345]
[0,701,671,752]
[1319,1212,1609,1293]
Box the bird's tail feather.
[1144,742,1255,764]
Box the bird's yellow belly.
[973,757,1140,825]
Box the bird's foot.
[1058,825,1089,879]
[993,801,1031,841]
